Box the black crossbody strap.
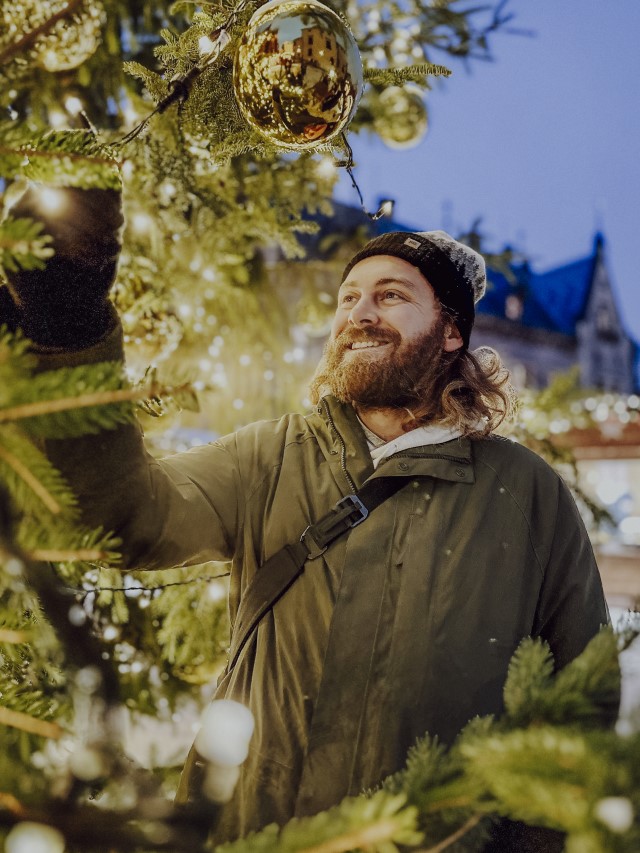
[226,475,408,672]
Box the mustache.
[334,327,402,349]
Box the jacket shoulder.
[472,435,562,485]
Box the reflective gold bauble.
[233,0,363,149]
[373,85,428,150]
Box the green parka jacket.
[38,328,608,843]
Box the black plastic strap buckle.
[300,494,369,560]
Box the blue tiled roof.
[478,266,561,333]
[527,256,595,335]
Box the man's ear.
[443,322,464,352]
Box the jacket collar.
[316,396,475,490]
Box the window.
[596,306,619,341]
[505,294,523,321]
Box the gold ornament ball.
[373,85,428,150]
[233,0,363,150]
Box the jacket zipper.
[321,398,357,493]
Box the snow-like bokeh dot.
[195,700,254,766]
[5,822,65,853]
[594,797,634,833]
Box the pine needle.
[0,440,62,514]
[0,705,63,739]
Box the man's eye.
[382,291,402,301]
[341,294,356,304]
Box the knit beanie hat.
[341,230,486,348]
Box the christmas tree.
[1,1,640,851]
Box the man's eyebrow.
[339,276,419,291]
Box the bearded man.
[0,188,608,851]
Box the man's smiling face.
[312,254,462,409]
[330,254,443,356]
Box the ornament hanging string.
[337,134,394,221]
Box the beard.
[310,316,448,409]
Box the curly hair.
[401,343,518,437]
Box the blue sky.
[335,0,640,341]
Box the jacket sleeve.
[532,474,610,672]
[34,320,243,571]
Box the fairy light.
[207,582,226,602]
[316,156,337,179]
[594,797,634,833]
[159,180,177,202]
[5,822,65,853]
[48,109,67,128]
[64,95,83,116]
[37,187,67,213]
[122,102,138,126]
[196,700,254,765]
[131,212,153,234]
[102,624,120,641]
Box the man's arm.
[1,185,242,570]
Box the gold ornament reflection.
[233,0,363,149]
[373,85,428,150]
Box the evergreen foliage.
[1,1,639,851]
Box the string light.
[5,822,65,853]
[193,700,254,802]
[48,109,67,128]
[64,95,83,116]
[131,212,153,234]
[38,187,67,213]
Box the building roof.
[526,252,598,336]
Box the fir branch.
[0,705,63,739]
[0,385,141,424]
[28,548,110,562]
[0,440,62,514]
[418,814,484,853]
[502,637,555,725]
[218,792,421,853]
[0,217,54,274]
[0,792,27,818]
[363,63,452,85]
[301,815,409,853]
[0,628,29,643]
[502,631,621,731]
[0,0,84,67]
[0,131,122,189]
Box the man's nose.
[348,296,378,326]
